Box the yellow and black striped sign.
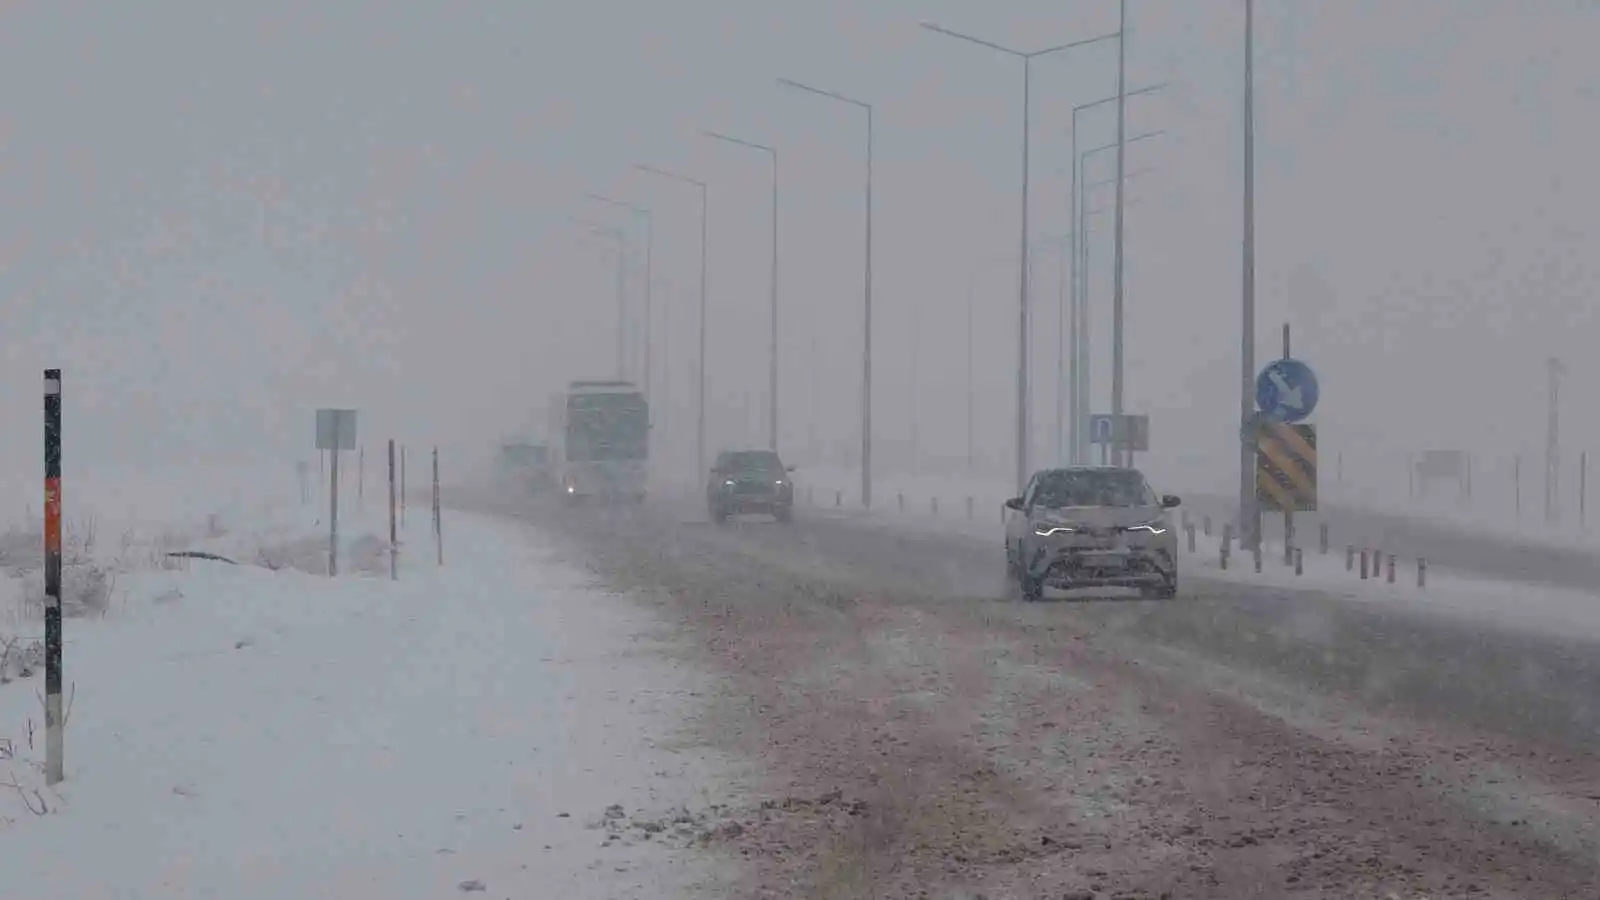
[1255,422,1317,512]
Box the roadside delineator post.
[1220,535,1230,570]
[1386,553,1396,584]
[42,368,64,786]
[1203,515,1213,537]
[1253,541,1263,573]
[432,447,443,566]
[1319,522,1329,555]
[388,439,398,581]
[1417,557,1427,588]
[1186,522,1196,553]
[1360,549,1369,580]
[400,445,408,527]
[1345,544,1354,572]
[931,496,939,516]
[1294,547,1303,576]
[966,496,974,520]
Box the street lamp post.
[702,130,780,452]
[920,21,1121,493]
[570,217,629,379]
[635,164,709,479]
[1068,83,1164,463]
[1111,0,1131,467]
[1052,165,1152,464]
[777,76,874,509]
[586,193,654,400]
[1075,131,1163,465]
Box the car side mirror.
[786,465,796,472]
[1003,497,1024,511]
[1161,494,1181,508]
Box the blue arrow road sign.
[1256,358,1319,423]
[1089,414,1115,444]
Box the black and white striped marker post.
[43,368,64,785]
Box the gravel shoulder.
[470,492,1600,899]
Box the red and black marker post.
[43,368,64,785]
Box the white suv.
[1003,466,1180,601]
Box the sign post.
[388,439,398,580]
[42,368,64,786]
[1253,338,1319,558]
[316,409,358,576]
[1088,414,1149,464]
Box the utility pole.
[1546,356,1565,523]
[1239,0,1260,550]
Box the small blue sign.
[1256,358,1319,423]
[1089,414,1115,444]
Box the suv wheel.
[1143,576,1178,600]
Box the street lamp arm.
[1083,129,1166,161]
[1032,30,1123,57]
[919,22,1024,56]
[776,77,871,111]
[634,163,708,191]
[703,130,775,155]
[586,192,650,217]
[1073,82,1167,119]
[921,22,1122,58]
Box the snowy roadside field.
[0,462,735,899]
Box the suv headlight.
[1123,521,1167,534]
[1034,522,1078,537]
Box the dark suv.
[708,450,795,523]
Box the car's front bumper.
[1024,536,1175,588]
[712,490,791,513]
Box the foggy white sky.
[1,1,1596,495]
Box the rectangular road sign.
[1088,413,1149,452]
[1255,421,1317,512]
[316,408,358,451]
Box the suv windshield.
[717,451,784,473]
[1034,469,1157,509]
